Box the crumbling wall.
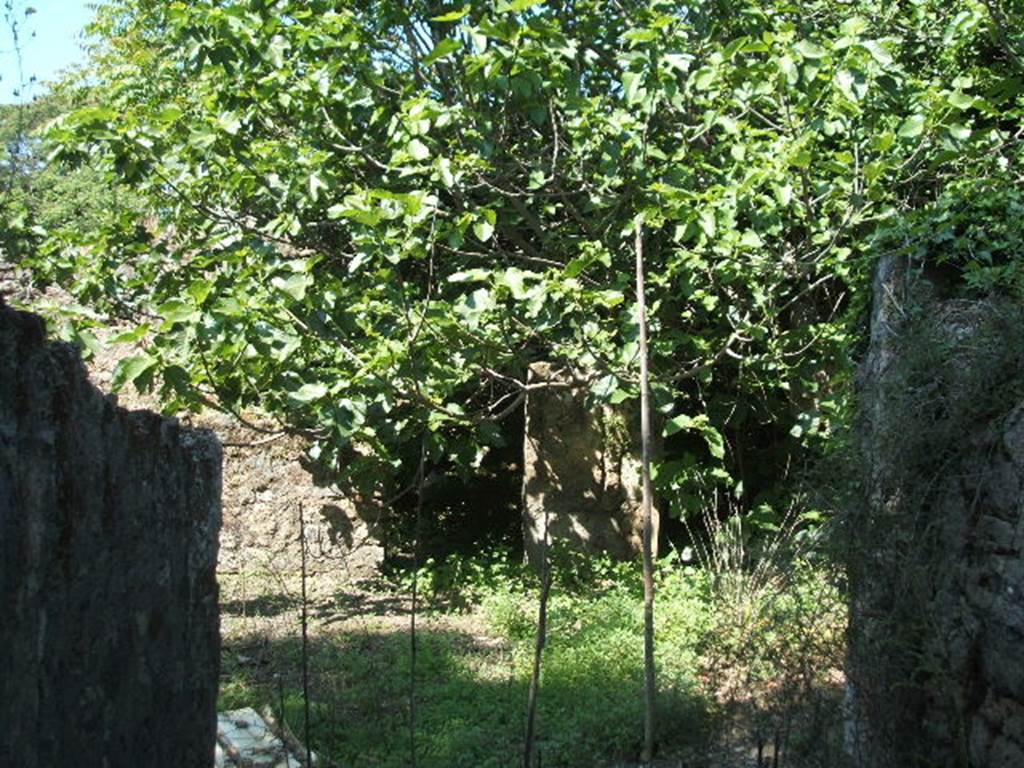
[521,361,653,570]
[0,300,222,768]
[212,414,384,576]
[846,258,1024,767]
[87,338,383,578]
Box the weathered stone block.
[521,361,654,570]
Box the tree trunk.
[634,217,657,764]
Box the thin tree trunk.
[523,504,552,768]
[635,216,657,764]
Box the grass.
[218,546,846,767]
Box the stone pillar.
[846,261,1024,767]
[0,300,222,768]
[521,362,654,571]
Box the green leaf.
[157,299,198,325]
[594,289,623,307]
[424,38,462,65]
[704,429,725,459]
[609,388,633,404]
[716,114,738,134]
[267,35,288,69]
[455,287,495,329]
[308,173,328,201]
[740,230,763,248]
[897,114,926,138]
[408,139,430,161]
[624,28,658,43]
[157,105,183,124]
[496,0,545,12]
[835,69,868,101]
[430,6,470,21]
[498,267,532,299]
[664,413,697,436]
[271,272,313,301]
[473,209,496,242]
[691,67,715,91]
[111,354,157,392]
[448,268,492,283]
[777,54,797,84]
[840,16,869,36]
[947,123,971,141]
[438,157,456,187]
[663,413,725,459]
[661,53,691,72]
[860,40,893,67]
[622,71,645,105]
[794,40,827,59]
[217,112,241,135]
[188,280,213,305]
[947,91,975,110]
[109,324,151,344]
[698,210,716,238]
[290,383,329,403]
[592,374,618,399]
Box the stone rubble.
[216,708,314,768]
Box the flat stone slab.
[215,708,313,767]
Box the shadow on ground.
[218,572,848,768]
[221,592,300,618]
[220,626,711,768]
[220,575,411,623]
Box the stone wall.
[212,414,384,576]
[521,362,654,570]
[846,258,1024,767]
[1,270,384,579]
[85,335,383,579]
[0,300,222,768]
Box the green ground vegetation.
[219,541,845,767]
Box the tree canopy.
[26,0,1024,513]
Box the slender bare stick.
[523,502,552,768]
[298,503,313,768]
[635,216,657,764]
[277,674,288,747]
[409,436,427,768]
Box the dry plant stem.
[277,675,288,746]
[523,505,552,768]
[409,436,427,768]
[634,217,657,764]
[299,504,313,768]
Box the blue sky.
[1,0,95,103]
